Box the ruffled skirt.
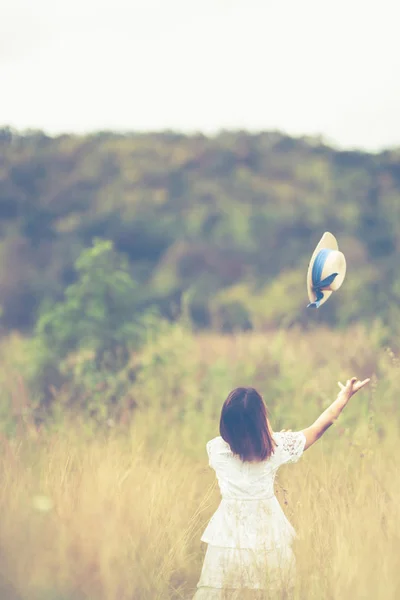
[193,498,296,599]
[200,497,296,550]
[193,544,295,599]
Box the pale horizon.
[1,0,399,152]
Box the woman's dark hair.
[219,387,275,462]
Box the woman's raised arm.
[301,377,370,451]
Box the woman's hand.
[337,377,371,400]
[302,376,371,451]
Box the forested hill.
[0,127,399,333]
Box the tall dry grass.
[0,325,399,599]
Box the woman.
[193,377,370,599]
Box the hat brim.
[306,232,338,307]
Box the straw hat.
[306,232,346,308]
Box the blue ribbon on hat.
[307,248,339,308]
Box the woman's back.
[206,431,306,501]
[201,431,306,553]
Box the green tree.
[35,238,149,367]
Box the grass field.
[0,325,399,599]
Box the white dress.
[193,431,306,599]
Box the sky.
[1,0,399,151]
